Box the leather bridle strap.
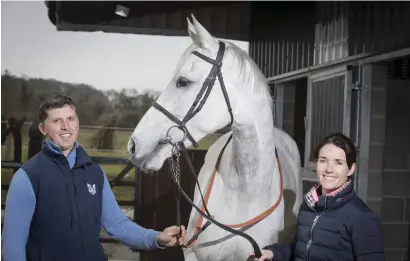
[151,40,262,259]
[152,41,234,148]
[152,103,198,147]
[178,142,263,258]
[189,44,233,121]
[186,141,284,248]
[184,134,232,247]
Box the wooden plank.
[110,180,134,187]
[90,156,129,165]
[109,162,135,187]
[1,161,22,168]
[116,200,135,207]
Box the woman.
[251,132,385,261]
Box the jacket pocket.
[65,184,74,230]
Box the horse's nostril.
[129,139,136,155]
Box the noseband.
[151,41,263,259]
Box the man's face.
[39,105,79,155]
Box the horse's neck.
[219,95,278,196]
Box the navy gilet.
[21,144,106,261]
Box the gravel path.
[103,243,140,261]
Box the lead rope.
[167,146,182,235]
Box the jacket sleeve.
[99,169,164,250]
[262,237,296,261]
[2,168,36,261]
[349,212,385,261]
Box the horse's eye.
[176,76,192,88]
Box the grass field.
[1,126,220,205]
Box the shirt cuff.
[151,230,166,249]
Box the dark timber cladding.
[249,2,316,78]
[249,2,410,79]
[47,1,251,41]
[348,2,410,55]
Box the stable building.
[46,2,410,260]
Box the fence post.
[133,167,146,259]
[133,167,143,225]
[1,115,6,145]
[9,117,26,172]
[28,120,43,159]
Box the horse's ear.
[187,17,201,46]
[190,14,218,51]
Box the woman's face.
[316,143,356,194]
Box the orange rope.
[187,144,284,248]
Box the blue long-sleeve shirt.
[2,140,162,261]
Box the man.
[2,94,187,261]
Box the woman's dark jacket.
[264,180,385,261]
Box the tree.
[1,70,159,128]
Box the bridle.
[152,41,233,149]
[151,41,263,259]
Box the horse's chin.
[133,144,171,173]
[140,159,164,172]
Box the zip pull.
[73,182,77,195]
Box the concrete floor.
[103,243,140,261]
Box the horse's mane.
[224,41,273,107]
[174,40,273,109]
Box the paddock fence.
[1,118,215,261]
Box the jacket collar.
[304,179,355,211]
[42,139,92,168]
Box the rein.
[185,135,284,248]
[151,41,284,260]
[166,142,265,259]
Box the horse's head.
[128,15,263,171]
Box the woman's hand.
[249,249,276,261]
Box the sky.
[1,1,249,93]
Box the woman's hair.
[313,132,357,169]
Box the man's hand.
[156,225,187,247]
[249,249,276,261]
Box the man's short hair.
[38,94,76,123]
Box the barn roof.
[45,1,251,41]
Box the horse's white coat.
[128,15,302,261]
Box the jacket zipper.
[71,167,85,259]
[305,212,319,261]
[305,197,327,261]
[65,184,74,229]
